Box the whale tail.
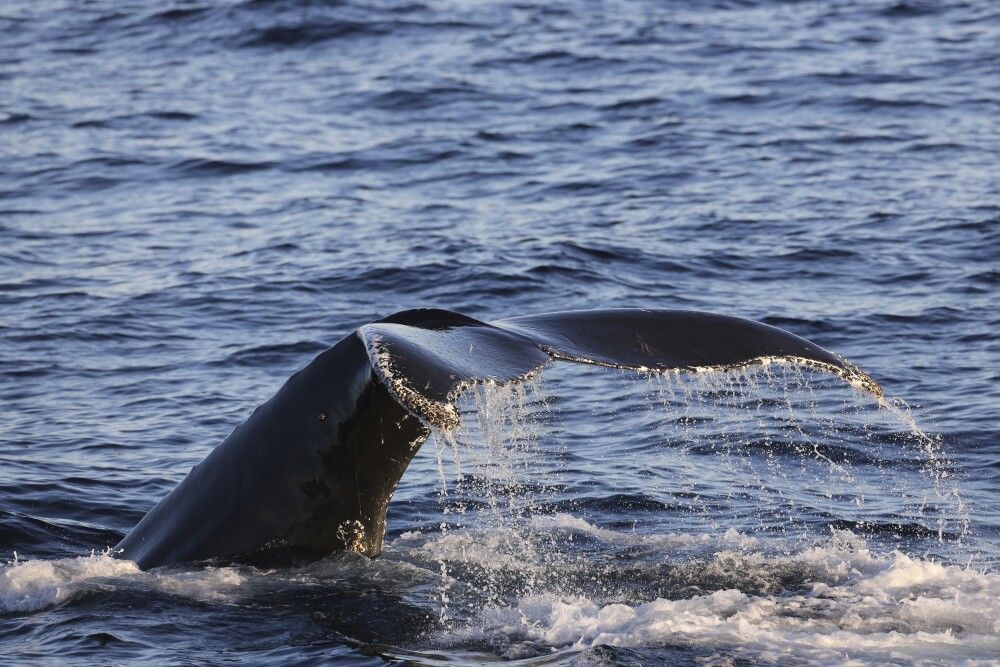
[362,308,881,430]
[116,308,881,569]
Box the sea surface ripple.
[1,0,998,664]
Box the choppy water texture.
[2,0,998,664]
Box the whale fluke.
[115,308,881,569]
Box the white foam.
[528,513,761,551]
[0,553,246,614]
[1,553,139,613]
[395,529,537,571]
[439,530,1000,664]
[393,516,757,574]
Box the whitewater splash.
[405,361,984,663]
[428,520,1000,665]
[5,522,997,664]
[0,552,245,614]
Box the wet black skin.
[117,333,429,568]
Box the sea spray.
[878,394,969,541]
[418,359,970,630]
[642,362,968,544]
[426,376,556,618]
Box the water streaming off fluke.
[399,362,976,663]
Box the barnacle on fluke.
[116,308,882,569]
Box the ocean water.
[2,0,998,664]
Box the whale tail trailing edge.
[116,308,881,569]
[362,308,881,429]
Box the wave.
[0,553,242,614]
[431,521,1000,664]
[71,111,198,129]
[238,21,389,48]
[169,158,275,176]
[5,511,996,663]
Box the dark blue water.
[2,0,998,663]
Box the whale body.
[115,308,881,569]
